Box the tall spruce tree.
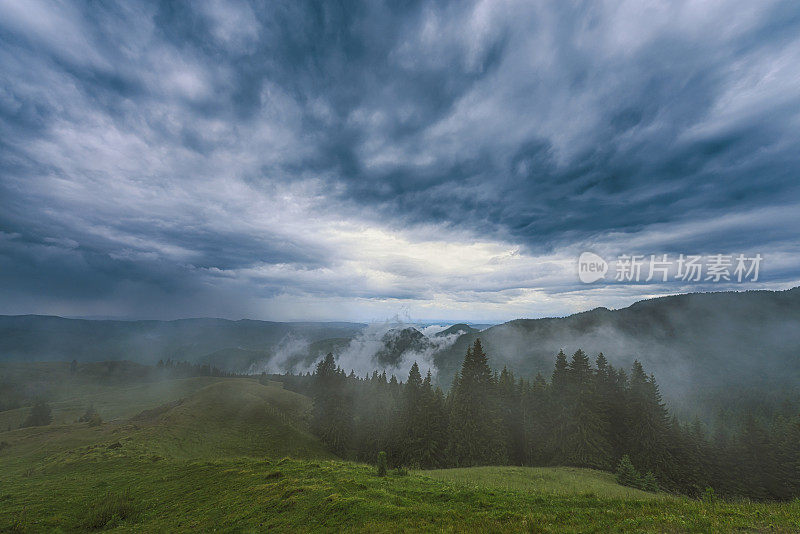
[447,339,506,466]
[524,372,550,465]
[562,350,612,469]
[499,367,525,465]
[416,370,447,468]
[400,362,424,465]
[625,362,671,484]
[310,353,353,457]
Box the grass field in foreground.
[1,376,798,532]
[1,457,799,533]
[420,465,665,499]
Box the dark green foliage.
[81,491,137,530]
[298,340,800,501]
[310,353,353,457]
[641,472,659,492]
[446,340,507,466]
[21,400,52,427]
[616,456,660,492]
[376,451,388,477]
[616,455,641,488]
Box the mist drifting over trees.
[288,339,800,501]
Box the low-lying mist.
[247,321,466,379]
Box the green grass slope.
[1,457,798,532]
[1,376,798,532]
[0,379,332,477]
[0,375,224,430]
[421,465,663,499]
[128,379,332,459]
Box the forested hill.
[433,288,800,415]
[0,316,365,364]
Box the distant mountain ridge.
[0,315,365,365]
[435,324,480,337]
[3,288,800,418]
[432,288,800,416]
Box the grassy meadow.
[0,367,798,532]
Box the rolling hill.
[432,288,800,416]
[1,363,798,531]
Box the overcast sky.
[1,0,799,322]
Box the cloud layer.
[1,0,799,321]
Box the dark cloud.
[1,0,799,320]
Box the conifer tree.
[641,471,659,492]
[524,372,550,465]
[499,367,524,464]
[625,362,671,483]
[400,362,424,465]
[565,351,612,469]
[616,454,641,488]
[552,349,569,394]
[310,353,353,456]
[447,339,506,466]
[416,370,447,468]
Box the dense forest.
[278,339,800,501]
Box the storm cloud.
[1,0,799,321]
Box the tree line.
[300,339,800,501]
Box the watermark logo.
[578,253,762,284]
[578,252,608,283]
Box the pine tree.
[446,339,506,466]
[416,370,447,468]
[625,363,671,485]
[551,349,569,394]
[641,471,659,492]
[560,350,612,469]
[310,353,353,457]
[524,372,550,465]
[400,362,424,465]
[616,454,641,488]
[738,414,774,500]
[547,349,571,464]
[499,367,524,465]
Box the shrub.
[78,405,98,423]
[21,401,52,428]
[393,466,409,476]
[641,471,659,492]
[615,455,641,488]
[82,491,137,530]
[616,455,661,492]
[376,451,388,477]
